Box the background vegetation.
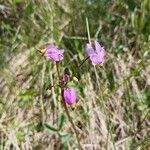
[0,0,150,149]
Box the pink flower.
[63,88,76,105]
[86,41,105,65]
[45,45,64,62]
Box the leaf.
[58,113,66,130]
[59,132,69,150]
[58,132,68,138]
[43,123,58,132]
[67,81,77,88]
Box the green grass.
[0,0,150,149]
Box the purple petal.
[95,41,105,57]
[63,88,76,105]
[62,74,70,82]
[46,45,55,49]
[59,50,64,54]
[46,52,63,61]
[86,43,95,56]
[90,54,103,65]
[45,45,64,62]
[46,45,58,53]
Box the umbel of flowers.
[38,41,105,150]
[38,41,105,107]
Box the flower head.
[86,41,105,65]
[63,88,76,105]
[45,45,64,62]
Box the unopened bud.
[73,77,79,84]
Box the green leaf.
[58,113,66,130]
[67,81,77,88]
[58,132,68,138]
[59,132,69,150]
[43,123,58,132]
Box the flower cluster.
[39,41,105,107]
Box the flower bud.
[63,88,76,105]
[72,76,79,84]
[62,74,71,82]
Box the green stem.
[56,62,83,150]
[56,62,61,80]
[86,17,91,44]
[78,56,90,69]
[74,18,91,71]
[61,90,83,150]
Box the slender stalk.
[56,62,61,80]
[75,18,91,70]
[86,17,115,149]
[56,62,83,150]
[78,56,90,69]
[61,90,83,150]
[86,17,91,44]
[40,61,46,125]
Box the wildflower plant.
[38,18,105,150]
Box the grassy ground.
[0,0,150,149]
